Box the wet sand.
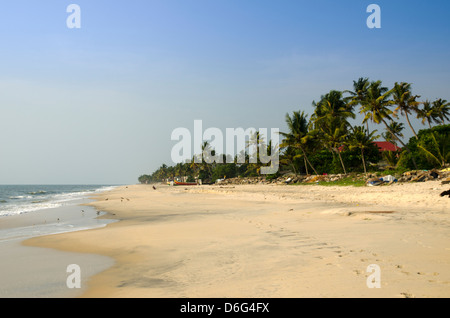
[0,201,115,297]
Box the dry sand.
[23,181,450,298]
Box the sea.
[0,184,118,297]
[0,184,116,217]
[0,184,119,242]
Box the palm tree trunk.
[300,147,318,175]
[336,149,347,174]
[405,112,418,139]
[381,118,418,169]
[303,156,309,175]
[361,149,367,174]
[291,163,298,176]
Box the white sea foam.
[0,185,118,217]
[0,202,62,216]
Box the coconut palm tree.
[360,80,417,169]
[280,146,301,175]
[174,163,183,180]
[345,77,370,104]
[360,80,392,126]
[199,140,214,177]
[312,90,355,174]
[245,130,266,175]
[348,126,380,174]
[382,121,405,147]
[312,90,355,124]
[189,155,200,177]
[280,110,319,175]
[391,82,420,139]
[319,117,349,174]
[345,77,371,132]
[246,130,264,157]
[156,164,169,181]
[263,138,280,174]
[417,100,440,129]
[417,131,450,168]
[433,98,450,124]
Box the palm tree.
[391,82,420,139]
[345,77,371,132]
[245,130,266,175]
[312,90,355,174]
[280,146,301,175]
[263,138,280,174]
[189,155,200,177]
[382,121,405,147]
[166,165,175,180]
[345,77,370,104]
[246,130,263,156]
[383,150,400,168]
[313,90,356,124]
[320,117,349,174]
[360,80,417,169]
[158,164,169,181]
[348,126,380,174]
[433,98,450,124]
[417,100,439,129]
[201,140,214,176]
[360,80,392,125]
[417,131,450,168]
[174,163,183,180]
[280,110,318,175]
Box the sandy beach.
[23,181,450,298]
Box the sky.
[0,0,449,184]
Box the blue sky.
[0,0,449,184]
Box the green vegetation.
[139,78,449,184]
[294,175,367,187]
[397,124,450,170]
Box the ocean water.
[0,185,118,297]
[0,184,117,217]
[0,184,119,243]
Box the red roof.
[373,141,402,152]
[337,141,401,153]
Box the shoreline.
[0,197,116,298]
[23,182,450,298]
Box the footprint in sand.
[417,271,439,276]
[401,271,411,276]
[353,269,363,275]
